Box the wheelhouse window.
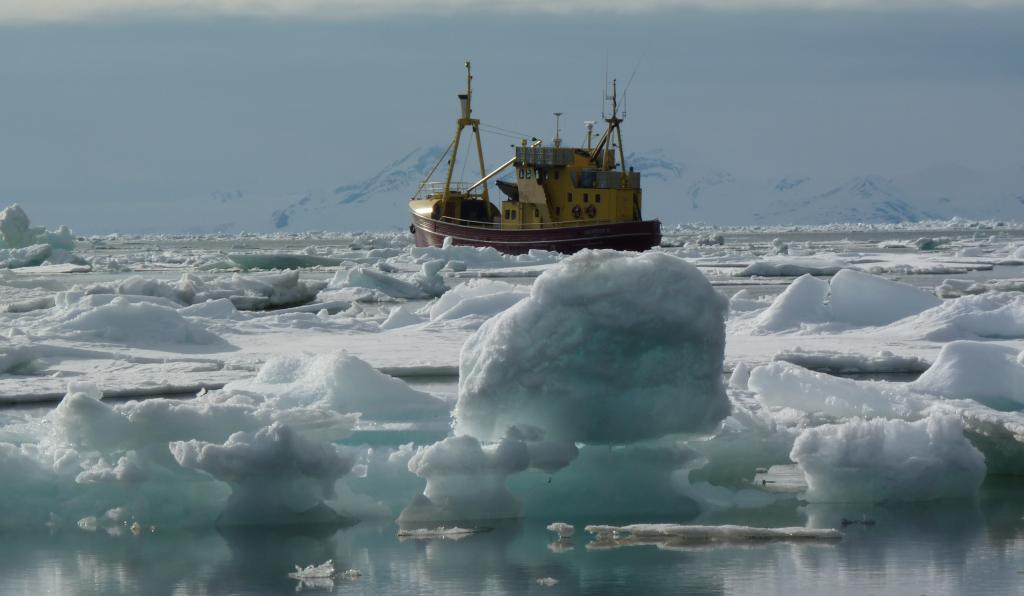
[567,192,573,202]
[596,194,601,203]
[583,193,589,203]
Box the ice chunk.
[288,559,336,580]
[752,274,829,333]
[728,362,751,390]
[228,253,342,270]
[829,269,941,326]
[790,413,985,503]
[736,256,846,277]
[728,289,768,312]
[328,261,446,300]
[379,305,423,330]
[546,522,575,538]
[750,270,942,333]
[536,577,560,587]
[398,435,525,523]
[883,292,1024,341]
[170,423,356,525]
[0,204,75,251]
[911,341,1024,409]
[749,361,915,418]
[222,353,449,423]
[936,278,1024,299]
[456,250,730,444]
[0,245,53,269]
[56,296,222,345]
[398,430,577,523]
[410,243,559,269]
[426,279,529,322]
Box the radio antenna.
[622,53,644,118]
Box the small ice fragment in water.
[546,522,575,538]
[288,559,336,580]
[536,577,559,587]
[340,569,362,579]
[77,516,98,532]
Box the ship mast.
[442,61,490,203]
[590,78,629,183]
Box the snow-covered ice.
[791,414,986,503]
[456,250,730,443]
[3,225,1024,530]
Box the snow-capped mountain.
[84,148,1020,234]
[269,146,446,231]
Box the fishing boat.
[409,62,661,255]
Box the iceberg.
[456,250,730,444]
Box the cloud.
[0,0,1017,24]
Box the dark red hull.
[411,213,661,255]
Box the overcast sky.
[0,1,1022,229]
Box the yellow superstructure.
[410,62,644,232]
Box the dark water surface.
[2,481,1023,595]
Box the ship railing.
[418,181,470,196]
[437,216,621,229]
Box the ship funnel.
[458,94,470,119]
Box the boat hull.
[411,213,661,255]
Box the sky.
[0,1,1022,231]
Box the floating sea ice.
[728,289,768,313]
[748,361,917,419]
[736,256,847,277]
[829,268,941,326]
[911,341,1024,409]
[327,259,447,300]
[790,413,986,503]
[426,279,529,324]
[409,243,559,269]
[288,559,336,580]
[728,362,751,390]
[170,422,357,526]
[0,204,77,252]
[221,352,449,423]
[883,292,1024,341]
[398,430,578,523]
[751,274,830,333]
[751,269,940,333]
[936,278,1024,299]
[54,295,223,345]
[456,250,730,443]
[379,305,424,330]
[536,577,559,587]
[546,522,575,538]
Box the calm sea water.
[2,481,1022,596]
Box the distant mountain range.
[142,147,1024,233]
